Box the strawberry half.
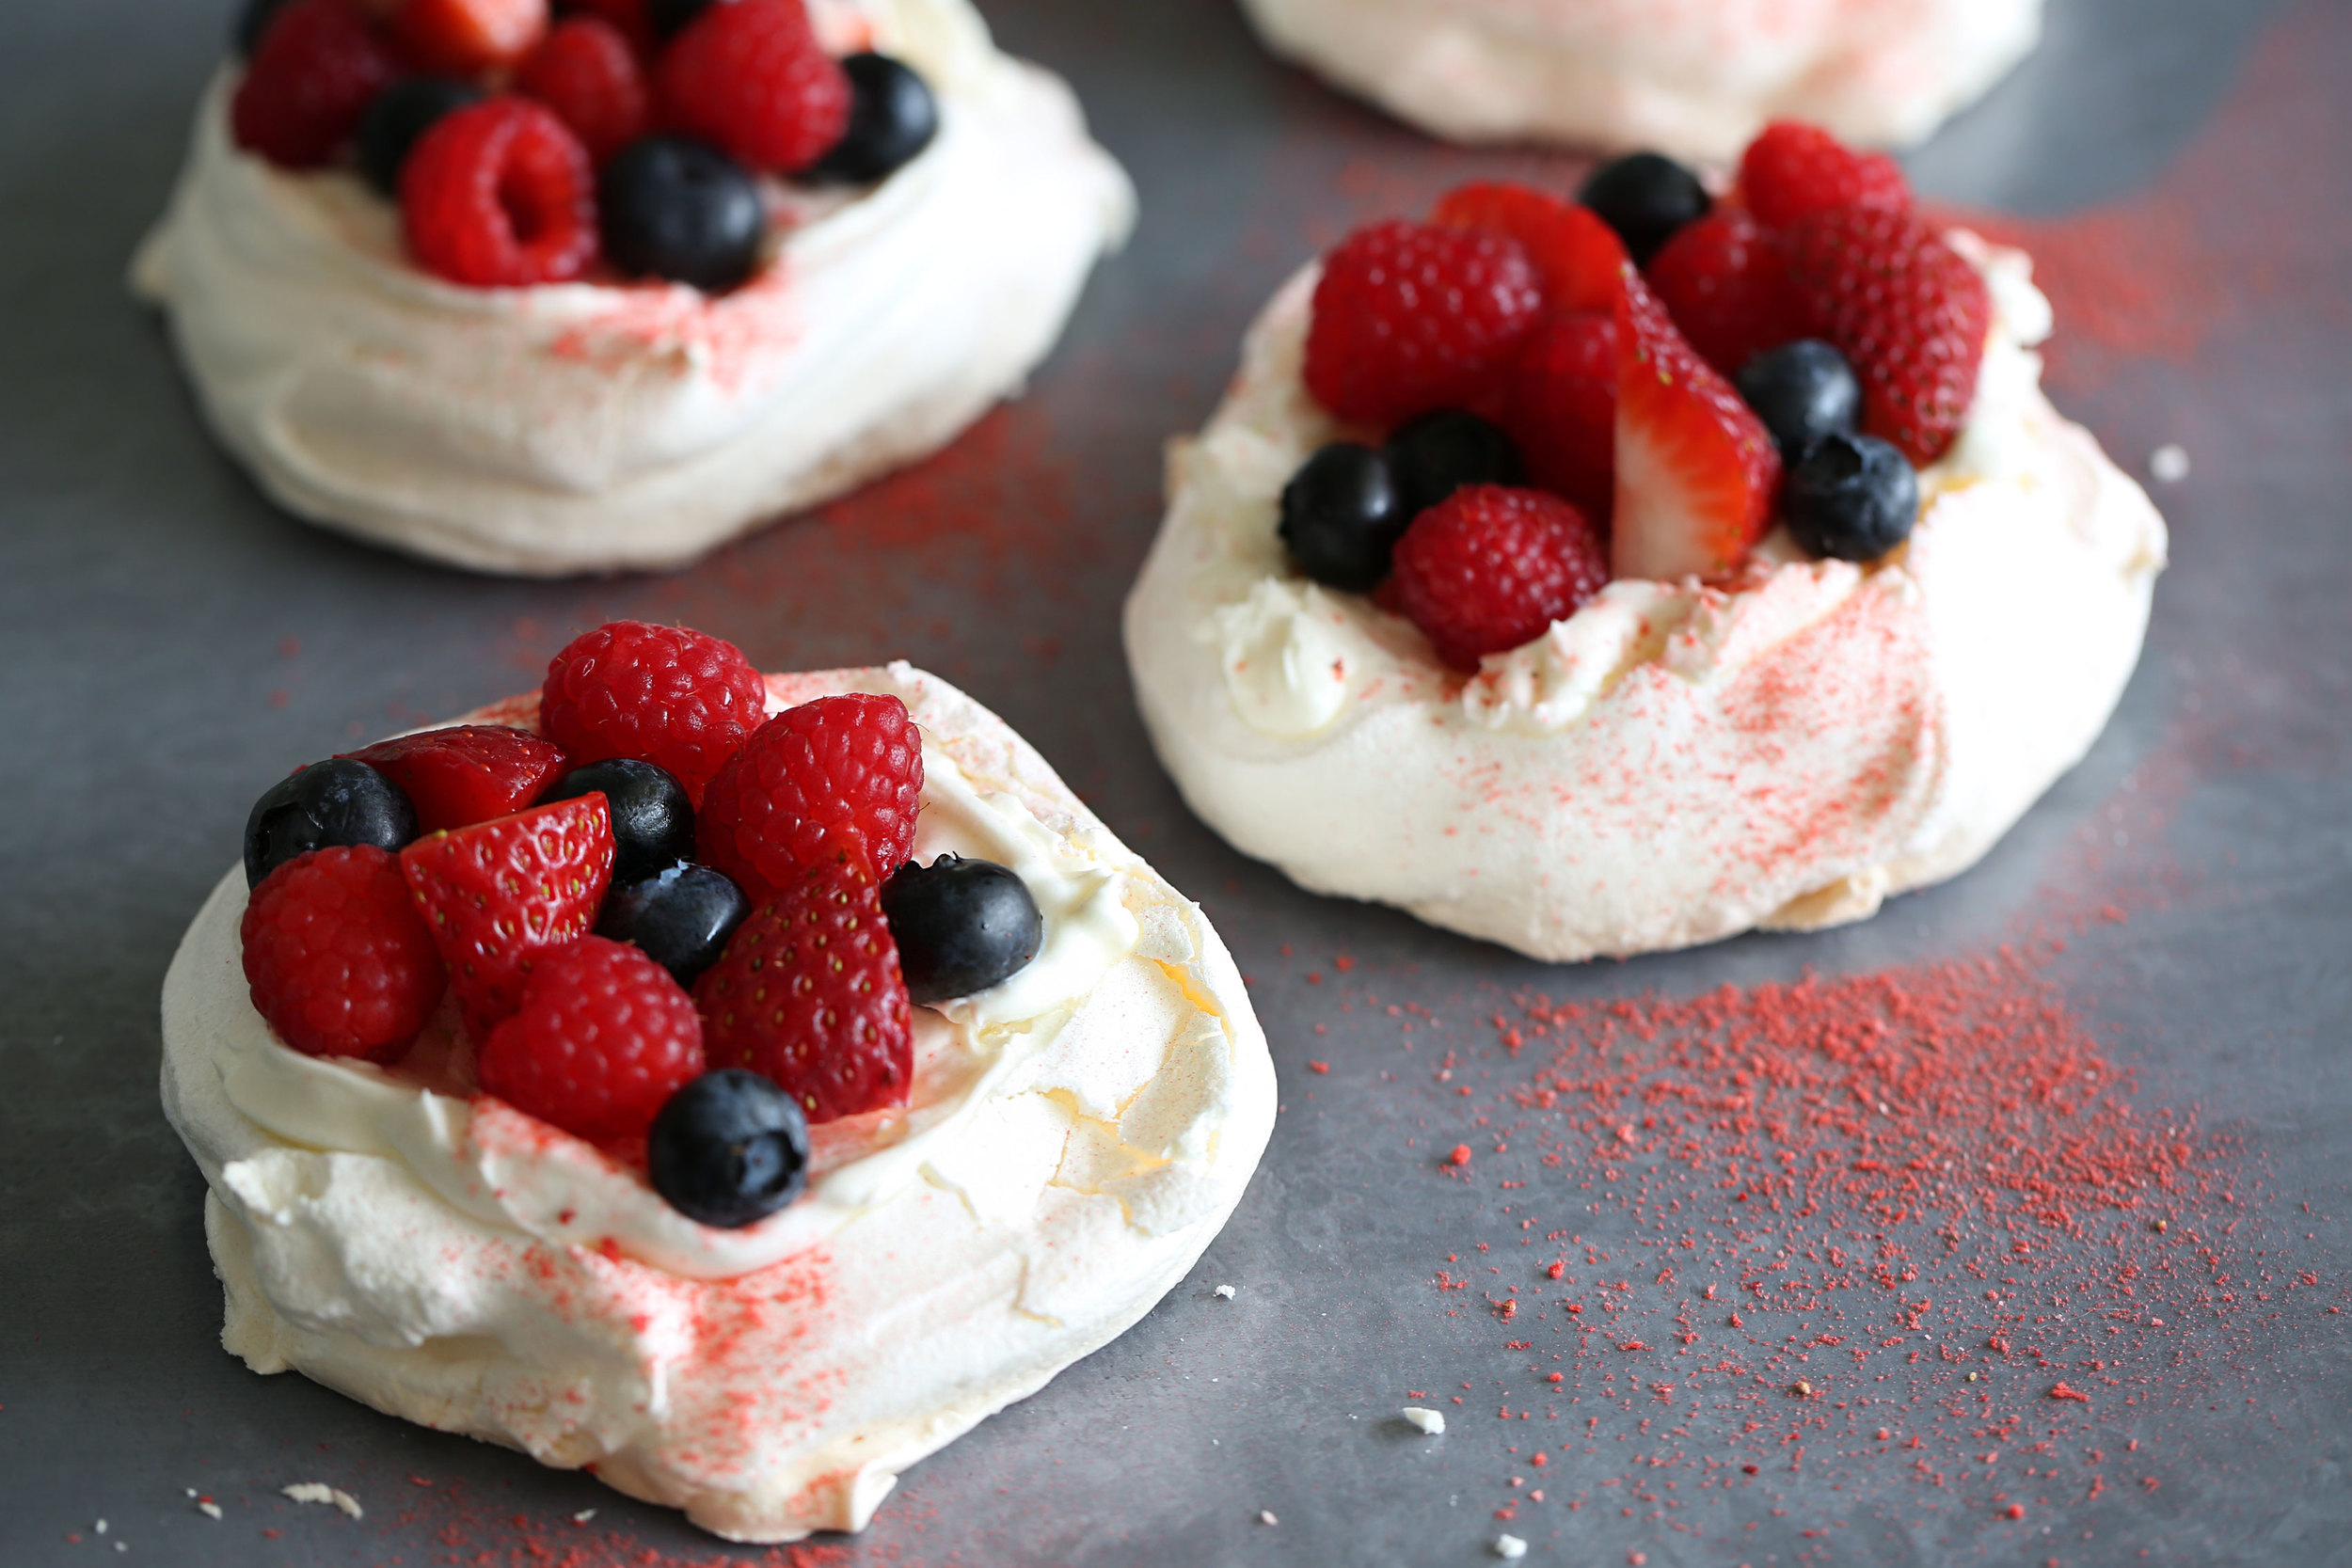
[1431,182,1627,315]
[342,724,571,833]
[401,793,614,1039]
[1612,268,1781,582]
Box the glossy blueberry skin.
[1578,151,1711,265]
[539,757,694,886]
[1782,434,1921,562]
[356,77,484,196]
[1734,340,1863,461]
[243,759,418,888]
[648,1069,811,1228]
[1278,441,1406,592]
[1384,409,1525,520]
[596,863,750,988]
[598,135,768,293]
[806,54,940,184]
[882,855,1044,1006]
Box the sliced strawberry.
[1644,207,1804,380]
[1612,268,1781,582]
[1499,310,1617,522]
[1431,182,1627,315]
[342,724,571,833]
[401,793,614,1039]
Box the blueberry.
[644,0,716,40]
[1782,434,1919,562]
[538,758,694,885]
[356,78,484,197]
[596,864,750,988]
[1578,151,1711,265]
[882,855,1044,1006]
[648,1069,811,1228]
[1278,442,1406,592]
[806,54,940,184]
[232,0,294,55]
[244,758,418,888]
[1384,409,1524,519]
[598,135,768,293]
[1734,340,1862,461]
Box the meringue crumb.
[282,1483,364,1519]
[1496,1533,1529,1559]
[95,1521,108,1535]
[1214,1285,1237,1300]
[2150,444,2189,483]
[1258,1509,1279,1526]
[572,1509,598,1525]
[1402,1406,1447,1434]
[197,1502,223,1521]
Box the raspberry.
[477,935,704,1142]
[564,0,657,55]
[342,724,571,833]
[1304,219,1543,429]
[1429,182,1626,315]
[1738,120,1911,233]
[241,846,447,1063]
[389,0,549,75]
[515,16,649,163]
[1644,207,1803,379]
[1499,310,1616,521]
[230,0,400,170]
[539,621,768,804]
[401,97,598,288]
[1781,206,1991,465]
[695,857,913,1124]
[1390,485,1610,672]
[400,794,615,1039]
[655,0,850,174]
[696,693,923,902]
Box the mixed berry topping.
[230,0,939,293]
[1279,120,1984,669]
[230,622,1044,1230]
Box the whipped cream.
[1238,0,2042,160]
[162,664,1275,1541]
[1122,233,2168,963]
[132,0,1134,576]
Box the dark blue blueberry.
[1734,340,1862,461]
[539,757,694,886]
[882,855,1043,1006]
[596,864,750,988]
[1384,409,1524,519]
[598,135,768,293]
[648,1069,811,1228]
[1578,151,1710,265]
[357,77,485,197]
[1278,441,1406,592]
[806,54,939,184]
[644,0,717,40]
[233,0,294,55]
[1782,434,1920,562]
[244,758,418,888]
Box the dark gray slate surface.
[2,0,2346,1563]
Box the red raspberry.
[695,857,913,1124]
[231,0,400,170]
[656,0,850,174]
[389,0,549,75]
[477,935,704,1142]
[1390,485,1610,672]
[400,794,615,1039]
[1738,120,1911,233]
[1644,207,1804,380]
[1781,206,1991,464]
[1499,310,1617,521]
[1303,219,1543,429]
[539,621,768,805]
[342,724,571,833]
[1429,182,1626,315]
[401,97,598,288]
[697,693,923,902]
[564,0,657,55]
[241,846,447,1063]
[515,16,649,163]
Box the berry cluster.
[230,0,939,292]
[1284,120,1989,668]
[235,621,1044,1230]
